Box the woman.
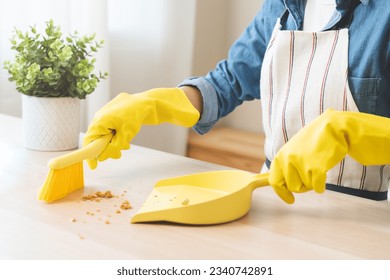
[83,0,390,202]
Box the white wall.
[191,0,264,133]
[191,0,229,77]
[107,0,197,155]
[118,0,265,154]
[124,0,265,154]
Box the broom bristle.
[38,162,84,202]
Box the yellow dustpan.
[131,170,269,225]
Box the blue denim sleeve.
[180,0,283,134]
[179,77,219,135]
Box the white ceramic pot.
[22,95,80,151]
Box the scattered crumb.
[95,190,113,198]
[95,191,103,197]
[120,200,132,210]
[82,190,114,202]
[82,194,97,201]
[71,189,134,231]
[77,234,84,240]
[182,199,189,205]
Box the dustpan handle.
[249,172,270,190]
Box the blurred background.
[0,0,264,159]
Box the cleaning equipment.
[269,109,390,204]
[82,88,200,169]
[38,133,113,202]
[39,88,199,202]
[131,171,269,225]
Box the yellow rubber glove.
[83,88,200,169]
[269,109,390,204]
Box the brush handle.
[48,133,113,169]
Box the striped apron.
[260,19,389,200]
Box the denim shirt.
[179,0,390,135]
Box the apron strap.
[327,184,388,201]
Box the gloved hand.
[83,88,200,169]
[269,109,390,204]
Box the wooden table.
[1,113,390,260]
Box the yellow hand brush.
[38,133,113,203]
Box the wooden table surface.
[1,113,390,260]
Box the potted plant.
[3,19,108,151]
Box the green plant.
[3,19,108,99]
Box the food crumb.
[182,199,189,205]
[78,189,133,226]
[120,200,132,210]
[95,190,113,198]
[70,218,77,223]
[82,194,97,201]
[82,190,115,201]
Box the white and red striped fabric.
[260,19,389,195]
